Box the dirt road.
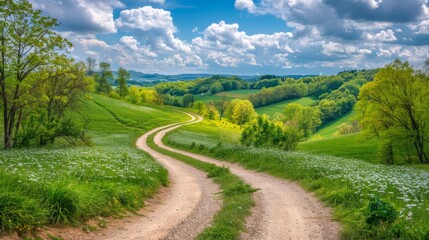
[84,118,222,240]
[154,114,341,240]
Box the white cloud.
[234,0,256,12]
[365,29,397,42]
[362,0,383,9]
[322,41,372,56]
[410,19,429,34]
[192,21,294,67]
[120,36,139,50]
[30,0,123,33]
[115,6,191,53]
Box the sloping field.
[255,96,317,116]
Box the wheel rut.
[156,114,341,240]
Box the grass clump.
[147,132,255,239]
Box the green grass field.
[164,119,429,239]
[255,96,317,116]
[314,109,358,138]
[194,89,259,103]
[297,133,378,163]
[0,94,188,234]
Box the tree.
[0,0,71,149]
[193,101,207,116]
[14,56,93,147]
[116,67,129,98]
[95,62,112,94]
[358,59,429,164]
[85,57,96,76]
[128,86,142,104]
[182,94,194,108]
[284,103,322,137]
[209,82,224,94]
[214,96,230,120]
[231,99,256,128]
[241,114,303,151]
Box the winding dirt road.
[107,119,222,240]
[155,114,341,240]
[5,113,340,240]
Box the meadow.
[194,89,259,102]
[314,109,358,138]
[255,96,317,116]
[0,95,188,235]
[165,120,429,239]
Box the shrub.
[366,197,398,227]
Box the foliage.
[251,78,282,89]
[214,97,230,120]
[334,121,360,136]
[358,59,429,164]
[95,62,113,94]
[116,67,129,98]
[229,99,256,127]
[284,103,321,137]
[0,0,72,149]
[182,94,194,108]
[85,57,96,76]
[366,197,398,227]
[241,115,302,150]
[248,82,308,107]
[10,57,94,148]
[155,75,249,98]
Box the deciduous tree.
[95,62,112,94]
[116,67,129,98]
[358,59,429,164]
[0,0,71,148]
[231,99,256,128]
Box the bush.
[366,197,398,227]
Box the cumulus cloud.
[193,21,294,67]
[235,0,256,12]
[115,6,191,53]
[365,29,397,42]
[30,0,123,33]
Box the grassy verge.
[164,120,429,239]
[147,129,255,239]
[0,95,188,237]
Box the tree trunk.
[386,143,394,165]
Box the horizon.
[30,0,429,75]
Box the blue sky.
[30,0,429,75]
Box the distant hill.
[110,70,314,86]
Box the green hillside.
[297,133,378,163]
[255,96,317,116]
[314,109,358,138]
[0,95,188,232]
[194,89,259,103]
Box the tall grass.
[0,94,186,235]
